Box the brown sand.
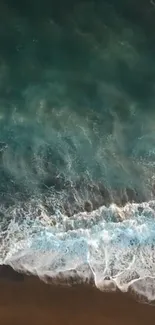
[0,266,154,325]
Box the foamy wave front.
[1,200,155,301]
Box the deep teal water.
[1,1,155,299]
[0,0,155,209]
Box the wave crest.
[0,199,155,302]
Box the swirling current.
[1,0,155,301]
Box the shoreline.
[0,266,155,325]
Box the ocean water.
[1,0,155,301]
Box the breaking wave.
[1,0,155,305]
[1,198,155,302]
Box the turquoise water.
[1,0,155,300]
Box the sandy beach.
[0,266,154,325]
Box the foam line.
[1,200,155,301]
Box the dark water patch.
[0,1,154,215]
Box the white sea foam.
[1,200,155,301]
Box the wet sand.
[0,266,154,325]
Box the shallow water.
[0,0,155,301]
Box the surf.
[0,198,155,302]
